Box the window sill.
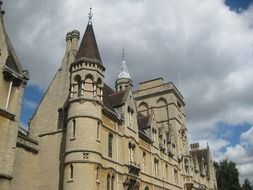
[0,108,15,121]
[96,179,100,184]
[70,137,76,141]
[67,179,74,183]
[96,139,101,143]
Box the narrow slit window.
[108,133,113,158]
[72,119,76,138]
[70,164,73,179]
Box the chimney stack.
[71,30,80,51]
[0,1,5,16]
[190,143,200,151]
[65,32,72,52]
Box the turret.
[115,49,133,92]
[63,8,105,190]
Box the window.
[185,159,189,174]
[142,152,146,171]
[127,106,134,128]
[129,142,135,163]
[96,166,100,181]
[174,169,178,184]
[70,164,73,179]
[97,121,100,140]
[57,108,63,129]
[154,158,159,176]
[4,80,13,110]
[165,164,168,180]
[93,83,96,97]
[74,75,82,97]
[108,133,113,158]
[111,176,115,190]
[77,80,82,97]
[72,119,76,138]
[107,175,110,190]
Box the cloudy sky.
[3,0,253,182]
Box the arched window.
[107,175,110,190]
[144,186,150,190]
[138,102,149,116]
[74,75,82,97]
[85,74,94,98]
[97,78,103,100]
[111,176,115,190]
[156,97,168,122]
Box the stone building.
[0,4,217,190]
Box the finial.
[88,7,93,25]
[118,49,131,80]
[122,48,125,60]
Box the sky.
[2,0,253,183]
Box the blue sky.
[5,0,253,182]
[225,0,253,11]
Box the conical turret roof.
[75,23,102,63]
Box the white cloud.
[222,127,253,182]
[24,99,38,110]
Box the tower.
[0,2,29,190]
[115,49,133,92]
[63,9,105,190]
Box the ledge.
[16,134,39,154]
[0,108,15,121]
[0,173,13,180]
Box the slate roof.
[190,148,209,164]
[138,114,150,130]
[75,23,102,63]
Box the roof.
[117,56,131,80]
[138,114,150,131]
[190,148,209,164]
[103,84,126,111]
[75,23,102,63]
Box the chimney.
[65,32,72,52]
[190,143,199,151]
[71,30,80,51]
[0,1,5,16]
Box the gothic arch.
[157,97,167,106]
[156,97,168,122]
[85,73,94,82]
[74,74,81,82]
[138,102,149,116]
[97,77,102,87]
[144,186,150,190]
[74,75,82,97]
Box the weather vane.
[88,7,93,25]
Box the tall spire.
[117,49,131,79]
[75,8,102,63]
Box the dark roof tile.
[76,24,102,63]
